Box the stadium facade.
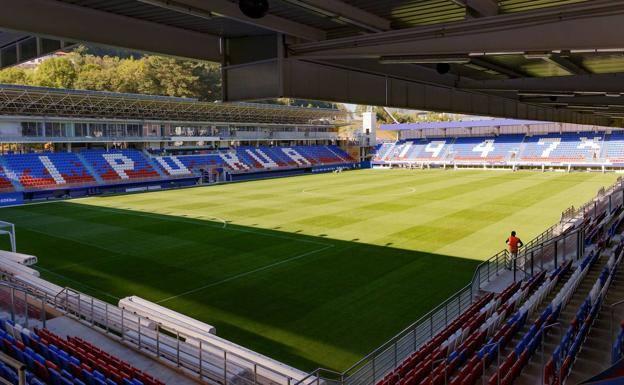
[0,84,350,151]
[0,85,366,205]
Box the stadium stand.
[605,131,624,165]
[372,131,621,167]
[382,244,609,385]
[80,150,160,182]
[0,166,14,192]
[167,154,224,172]
[2,153,95,190]
[0,146,356,195]
[519,133,604,163]
[613,325,624,365]
[451,135,524,163]
[544,246,622,385]
[0,318,164,385]
[0,147,622,385]
[378,139,452,163]
[373,143,395,162]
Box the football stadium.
[1,1,624,385]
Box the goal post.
[194,165,223,184]
[0,221,15,252]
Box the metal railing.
[328,177,624,385]
[0,281,307,385]
[0,351,26,385]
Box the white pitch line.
[156,244,334,304]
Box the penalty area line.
[156,244,334,304]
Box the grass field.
[0,169,618,372]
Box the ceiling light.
[517,92,575,98]
[379,55,470,64]
[482,52,524,56]
[523,52,551,60]
[567,105,610,110]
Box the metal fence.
[333,177,624,385]
[0,282,306,385]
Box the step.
[565,270,624,384]
[513,257,608,385]
[479,271,573,382]
[477,256,607,385]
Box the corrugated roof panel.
[498,0,590,13]
[268,0,350,31]
[488,55,571,77]
[346,0,464,28]
[583,54,624,75]
[56,0,268,37]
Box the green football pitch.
[0,169,619,372]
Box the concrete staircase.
[514,254,608,385]
[142,150,167,178]
[480,268,573,384]
[565,268,624,384]
[475,252,610,385]
[0,156,23,192]
[75,153,104,184]
[326,145,348,162]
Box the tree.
[191,62,222,101]
[32,57,77,88]
[0,45,358,106]
[74,61,112,91]
[0,67,32,85]
[144,56,198,98]
[112,57,153,94]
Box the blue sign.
[0,193,23,207]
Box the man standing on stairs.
[506,231,524,269]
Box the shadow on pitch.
[0,201,481,372]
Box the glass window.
[21,122,42,137]
[45,122,64,137]
[92,123,104,137]
[127,124,140,137]
[75,123,88,137]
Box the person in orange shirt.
[506,231,524,263]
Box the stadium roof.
[380,119,546,130]
[0,84,346,124]
[1,1,624,126]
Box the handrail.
[0,351,26,385]
[0,279,307,385]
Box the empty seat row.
[374,131,624,164]
[157,145,354,175]
[0,318,164,385]
[0,146,357,192]
[2,153,94,190]
[0,166,14,191]
[378,275,548,385]
[545,245,622,385]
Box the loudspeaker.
[436,63,451,75]
[239,0,269,19]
